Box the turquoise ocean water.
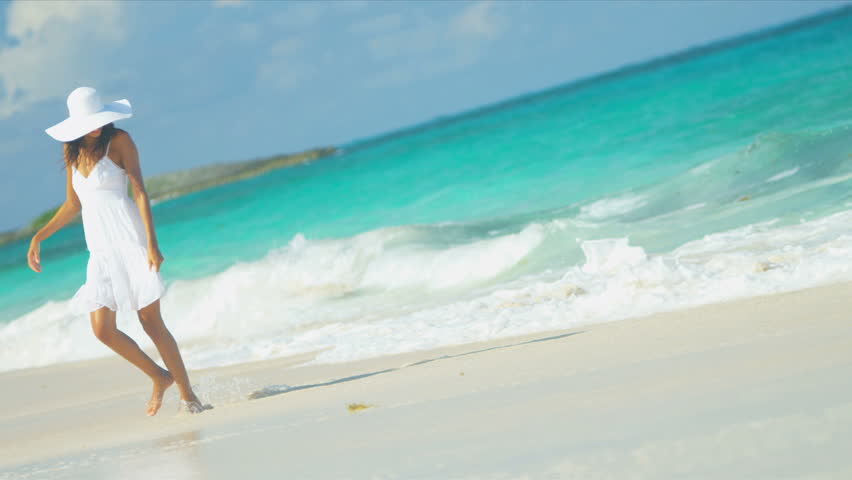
[2,9,852,372]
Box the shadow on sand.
[248,331,584,400]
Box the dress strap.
[105,137,112,157]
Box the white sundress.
[68,138,167,314]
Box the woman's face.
[84,127,102,141]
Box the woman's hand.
[148,245,164,273]
[28,240,42,273]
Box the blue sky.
[1,0,849,232]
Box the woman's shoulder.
[110,129,136,152]
[108,129,137,169]
[112,128,132,142]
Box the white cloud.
[362,1,506,88]
[451,0,503,39]
[252,3,328,93]
[271,2,326,30]
[212,0,246,7]
[253,0,505,93]
[0,0,125,119]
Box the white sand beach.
[2,281,852,479]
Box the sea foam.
[5,207,852,373]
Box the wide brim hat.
[45,86,132,142]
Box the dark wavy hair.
[62,123,120,171]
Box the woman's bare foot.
[178,393,213,414]
[146,370,174,416]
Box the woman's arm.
[33,166,82,242]
[115,131,158,247]
[112,131,164,272]
[28,166,82,272]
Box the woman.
[27,86,208,416]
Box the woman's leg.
[137,299,201,409]
[90,306,174,416]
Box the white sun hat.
[45,86,132,142]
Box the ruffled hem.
[68,242,167,315]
